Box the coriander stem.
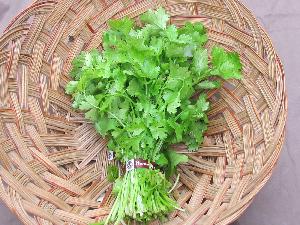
[168,173,180,193]
[144,78,148,96]
[175,111,183,121]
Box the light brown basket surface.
[0,0,287,224]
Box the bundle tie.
[107,151,156,172]
[126,159,157,172]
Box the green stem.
[144,78,148,96]
[106,169,177,224]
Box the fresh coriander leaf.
[123,135,142,152]
[167,95,181,114]
[140,7,169,30]
[167,120,183,142]
[72,93,85,109]
[186,121,207,151]
[211,46,242,79]
[179,106,192,121]
[84,52,93,68]
[164,150,188,177]
[89,49,102,67]
[163,91,181,114]
[179,22,205,36]
[193,22,206,34]
[176,34,193,44]
[70,52,85,80]
[79,95,98,110]
[127,119,145,136]
[197,80,221,89]
[141,59,160,78]
[184,44,196,57]
[193,48,208,75]
[164,25,178,41]
[150,127,168,140]
[85,108,98,122]
[165,42,187,58]
[65,81,78,94]
[187,137,199,151]
[196,93,210,112]
[178,22,208,45]
[190,122,204,143]
[156,153,168,166]
[108,17,134,34]
[95,117,118,136]
[149,37,164,55]
[149,77,164,96]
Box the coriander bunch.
[66,7,241,224]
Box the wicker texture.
[0,0,287,224]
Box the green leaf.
[183,44,196,57]
[108,17,134,34]
[149,120,168,140]
[196,93,210,112]
[187,137,199,151]
[186,121,207,151]
[127,119,145,136]
[211,46,242,79]
[150,127,167,140]
[167,120,183,142]
[165,43,185,58]
[193,48,208,75]
[141,59,160,78]
[150,37,163,55]
[163,91,181,114]
[164,25,178,41]
[156,154,168,166]
[85,108,98,122]
[178,22,208,45]
[84,52,93,68]
[72,93,85,109]
[191,122,204,143]
[140,7,169,29]
[167,95,181,114]
[197,80,221,89]
[176,34,192,44]
[166,63,190,91]
[79,95,98,110]
[65,81,78,94]
[95,117,118,136]
[164,150,188,177]
[70,52,85,80]
[122,135,142,152]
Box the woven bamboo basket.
[0,0,287,224]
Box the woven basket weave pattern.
[0,0,287,224]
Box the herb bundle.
[66,7,242,224]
